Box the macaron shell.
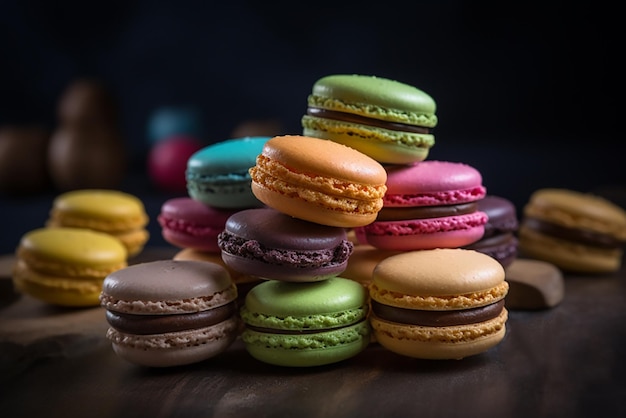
[363,212,487,251]
[17,227,128,271]
[108,317,239,367]
[371,249,507,310]
[12,261,104,307]
[308,74,437,126]
[259,135,387,185]
[243,278,368,324]
[158,197,236,251]
[100,260,237,314]
[242,322,370,367]
[48,189,149,231]
[250,182,380,228]
[383,161,486,205]
[223,208,349,251]
[518,225,622,274]
[187,136,270,174]
[302,118,433,164]
[221,252,348,282]
[186,136,270,209]
[371,311,507,360]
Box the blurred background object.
[47,78,128,191]
[0,125,50,195]
[0,0,622,253]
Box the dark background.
[0,0,623,254]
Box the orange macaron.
[249,135,387,228]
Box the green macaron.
[240,277,371,367]
[301,74,437,164]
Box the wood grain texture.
[1,249,625,417]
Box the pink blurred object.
[148,135,204,192]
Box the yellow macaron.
[12,227,128,307]
[46,189,150,257]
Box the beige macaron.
[518,188,626,274]
[369,248,508,360]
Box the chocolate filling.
[106,302,237,335]
[307,107,431,134]
[371,299,505,327]
[523,217,624,249]
[376,202,477,222]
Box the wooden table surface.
[1,248,625,418]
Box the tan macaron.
[518,188,626,274]
[369,248,508,360]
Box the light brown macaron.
[518,188,626,274]
[369,248,508,360]
[100,259,239,367]
[249,135,387,227]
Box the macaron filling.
[522,217,625,249]
[370,299,505,327]
[376,202,478,222]
[105,301,237,335]
[305,108,431,134]
[218,232,353,268]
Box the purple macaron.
[464,195,519,267]
[218,208,354,282]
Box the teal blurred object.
[147,106,207,144]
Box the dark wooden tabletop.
[1,248,625,418]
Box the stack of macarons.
[302,74,489,249]
[218,134,388,367]
[13,227,128,307]
[157,136,271,303]
[299,74,509,360]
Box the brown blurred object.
[0,125,50,195]
[230,119,283,138]
[47,79,128,191]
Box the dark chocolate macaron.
[218,207,354,282]
[465,195,519,267]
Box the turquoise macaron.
[186,136,270,209]
[240,277,371,367]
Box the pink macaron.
[358,160,488,251]
[157,197,238,252]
